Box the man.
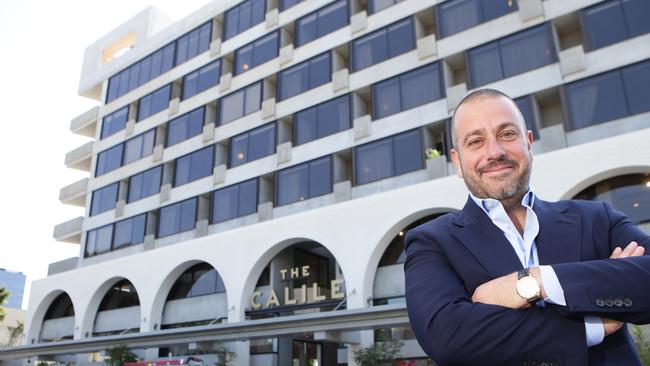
[404,88,650,365]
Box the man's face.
[450,96,533,200]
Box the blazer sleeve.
[404,226,588,365]
[551,201,650,323]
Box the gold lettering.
[266,289,280,308]
[302,265,310,277]
[299,284,307,304]
[331,279,345,299]
[312,282,326,302]
[250,290,263,310]
[280,269,288,280]
[284,286,297,305]
[290,267,300,279]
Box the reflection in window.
[230,123,276,167]
[294,94,350,145]
[44,293,75,320]
[90,182,119,216]
[351,18,415,72]
[277,156,332,205]
[224,0,266,40]
[211,179,258,223]
[514,95,539,140]
[166,107,205,147]
[158,198,198,238]
[167,263,226,300]
[123,129,155,165]
[182,60,221,100]
[280,0,305,11]
[128,166,162,203]
[279,52,331,100]
[175,145,215,186]
[85,214,147,257]
[101,106,129,139]
[295,0,349,46]
[581,0,650,51]
[96,144,123,177]
[98,279,140,311]
[234,31,279,75]
[436,0,518,38]
[137,84,171,121]
[175,21,212,65]
[369,0,405,14]
[355,129,423,185]
[219,82,263,124]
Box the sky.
[0,0,214,309]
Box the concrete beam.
[53,217,84,244]
[64,141,94,171]
[70,106,99,138]
[59,178,89,207]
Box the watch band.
[518,267,530,280]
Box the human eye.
[500,130,518,140]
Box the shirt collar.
[470,189,536,215]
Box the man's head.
[450,89,533,201]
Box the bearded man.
[404,88,650,366]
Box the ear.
[450,148,463,178]
[526,130,533,152]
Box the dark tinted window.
[355,129,422,185]
[128,165,162,203]
[369,0,405,14]
[514,96,539,140]
[277,156,331,205]
[295,95,350,145]
[296,0,349,46]
[85,224,113,257]
[182,60,221,100]
[175,21,212,65]
[234,31,279,75]
[230,123,276,167]
[279,52,331,100]
[98,280,140,311]
[581,0,650,51]
[175,145,215,186]
[352,18,415,72]
[211,179,258,223]
[44,293,75,320]
[158,198,198,237]
[280,0,305,11]
[166,107,205,147]
[101,106,129,139]
[96,144,123,176]
[224,0,266,40]
[90,182,119,216]
[372,62,444,119]
[123,129,155,165]
[113,214,147,249]
[574,174,650,225]
[437,0,518,38]
[167,263,226,300]
[137,84,171,121]
[219,82,262,124]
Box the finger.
[632,246,645,257]
[620,242,639,258]
[610,247,622,259]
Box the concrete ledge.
[213,164,227,185]
[152,144,164,163]
[350,11,367,35]
[115,200,126,218]
[64,141,94,171]
[277,142,292,165]
[334,181,352,203]
[446,83,467,112]
[258,202,273,222]
[125,119,135,137]
[203,123,215,143]
[160,183,172,203]
[559,45,586,77]
[47,257,78,276]
[53,217,84,243]
[417,35,437,60]
[265,8,279,29]
[279,45,294,66]
[536,124,567,154]
[195,219,209,238]
[518,0,544,22]
[209,39,221,58]
[143,234,156,251]
[219,73,233,92]
[262,98,276,119]
[70,106,99,137]
[353,115,372,140]
[59,178,89,207]
[425,156,448,180]
[168,98,180,117]
[333,69,349,92]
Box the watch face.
[516,276,539,299]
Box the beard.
[461,154,532,201]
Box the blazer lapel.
[451,198,523,278]
[534,199,583,265]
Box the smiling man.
[404,88,650,366]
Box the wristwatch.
[516,267,541,304]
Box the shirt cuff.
[584,316,605,347]
[539,265,566,306]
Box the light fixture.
[398,231,404,237]
[633,203,640,208]
[646,181,650,188]
[238,153,245,160]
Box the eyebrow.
[461,121,521,146]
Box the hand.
[472,271,529,309]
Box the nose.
[486,137,506,160]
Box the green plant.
[425,148,441,159]
[353,337,403,366]
[0,287,9,322]
[632,324,650,366]
[5,320,24,347]
[104,345,138,366]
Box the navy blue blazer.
[404,197,650,366]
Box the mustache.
[478,157,518,174]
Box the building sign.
[250,265,344,310]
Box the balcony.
[53,217,83,244]
[64,141,94,171]
[59,178,88,207]
[70,106,99,137]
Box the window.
[219,82,263,124]
[158,197,197,237]
[101,106,129,139]
[175,145,215,186]
[137,84,171,121]
[467,23,556,87]
[90,182,119,216]
[372,62,444,119]
[280,0,305,11]
[224,0,266,40]
[277,156,331,205]
[211,179,258,223]
[514,96,539,140]
[355,129,422,185]
[436,0,518,38]
[128,166,162,203]
[230,123,276,167]
[85,224,113,257]
[96,144,123,176]
[175,21,212,65]
[123,129,155,165]
[234,31,279,75]
[167,263,226,300]
[369,0,405,14]
[351,17,415,72]
[581,0,650,51]
[295,0,349,46]
[563,59,650,129]
[98,280,140,310]
[113,214,147,249]
[279,52,331,100]
[44,294,74,320]
[295,95,350,145]
[166,107,205,147]
[182,60,221,100]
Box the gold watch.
[516,268,541,304]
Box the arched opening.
[39,292,75,342]
[93,279,140,336]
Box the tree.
[0,287,9,322]
[4,320,24,347]
[632,325,650,366]
[104,345,138,366]
[353,336,403,366]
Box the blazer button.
[605,298,614,307]
[614,298,623,307]
[596,298,605,307]
[623,298,633,307]
[541,362,549,366]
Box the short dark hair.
[450,88,517,148]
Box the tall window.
[436,0,518,38]
[101,106,129,139]
[581,0,650,51]
[563,59,650,130]
[175,21,213,65]
[467,23,556,87]
[224,0,266,40]
[123,129,155,165]
[175,145,215,186]
[278,52,331,100]
[85,214,146,257]
[219,82,263,124]
[230,123,276,167]
[514,95,539,140]
[90,182,119,216]
[96,144,123,176]
[182,60,221,100]
[234,31,279,75]
[574,174,650,225]
[372,62,444,119]
[294,94,350,145]
[295,0,349,46]
[137,84,171,121]
[369,0,405,14]
[211,179,258,223]
[167,263,226,300]
[355,129,422,185]
[98,280,140,310]
[158,198,198,238]
[128,166,162,203]
[277,156,332,205]
[166,107,205,147]
[280,0,305,11]
[351,18,415,72]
